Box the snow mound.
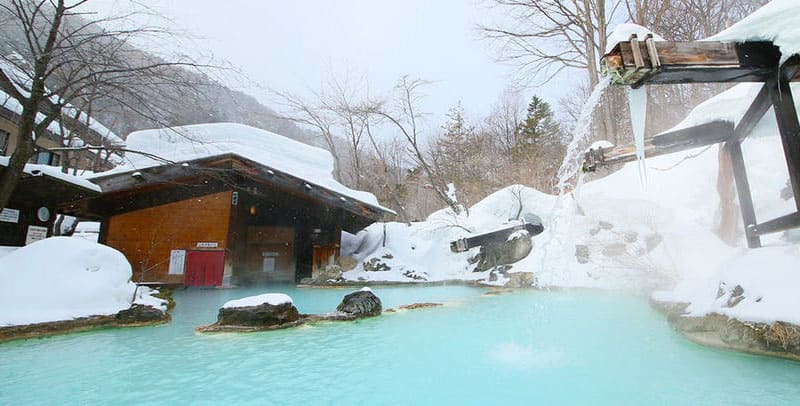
[655,247,800,325]
[606,23,664,53]
[97,122,387,210]
[0,237,136,326]
[708,0,800,63]
[222,293,293,309]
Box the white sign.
[196,242,219,248]
[168,250,186,275]
[25,225,48,245]
[0,208,20,223]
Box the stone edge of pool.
[0,289,174,344]
[0,306,170,344]
[650,298,800,362]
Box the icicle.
[628,86,648,188]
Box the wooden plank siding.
[105,191,233,283]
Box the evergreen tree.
[512,95,562,162]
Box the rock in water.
[217,302,301,327]
[115,304,168,323]
[504,272,536,288]
[337,290,382,318]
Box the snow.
[133,286,168,312]
[654,247,800,325]
[707,0,800,64]
[586,140,614,152]
[222,293,293,309]
[72,221,101,243]
[0,237,136,326]
[0,246,17,259]
[0,156,101,192]
[606,23,664,54]
[359,287,373,292]
[94,123,390,212]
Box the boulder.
[399,302,442,310]
[312,264,344,284]
[115,304,168,324]
[503,272,536,288]
[338,256,358,271]
[474,231,532,272]
[336,289,382,318]
[363,257,391,272]
[216,302,301,327]
[575,244,590,264]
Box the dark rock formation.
[216,302,301,328]
[363,258,391,272]
[116,305,168,323]
[399,302,442,310]
[473,231,532,272]
[336,289,382,318]
[575,244,590,264]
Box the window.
[0,130,8,155]
[30,150,61,167]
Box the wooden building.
[64,153,392,286]
[0,161,100,246]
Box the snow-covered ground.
[0,238,164,326]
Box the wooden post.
[725,141,761,248]
[770,65,800,211]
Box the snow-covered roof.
[0,156,101,192]
[707,0,800,63]
[0,57,123,147]
[93,122,390,212]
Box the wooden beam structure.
[587,40,800,248]
[603,37,786,88]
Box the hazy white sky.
[88,0,573,132]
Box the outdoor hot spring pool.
[2,286,800,404]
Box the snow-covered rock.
[222,293,293,309]
[0,237,136,326]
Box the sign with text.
[25,225,48,245]
[168,250,186,275]
[196,242,219,248]
[0,208,20,223]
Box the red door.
[185,250,225,287]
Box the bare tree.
[0,0,211,209]
[364,76,461,214]
[271,89,344,181]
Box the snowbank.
[222,293,293,309]
[95,123,388,211]
[0,156,101,192]
[0,237,136,326]
[708,0,800,63]
[654,247,800,325]
[342,130,793,293]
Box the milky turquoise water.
[2,286,800,404]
